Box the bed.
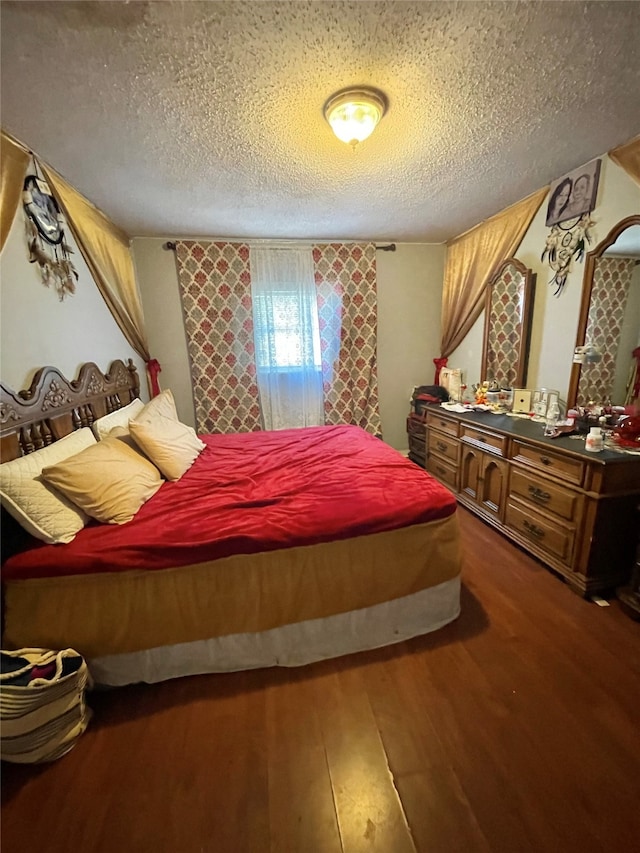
[1,360,462,686]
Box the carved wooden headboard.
[0,359,140,463]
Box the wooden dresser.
[408,408,640,596]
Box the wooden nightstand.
[406,414,427,468]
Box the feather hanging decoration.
[23,176,78,301]
[541,214,595,297]
[27,232,79,300]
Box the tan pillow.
[129,413,205,481]
[135,388,179,424]
[92,397,145,440]
[0,428,96,544]
[42,426,163,525]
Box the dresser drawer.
[505,499,574,563]
[408,432,426,460]
[509,468,581,522]
[426,456,458,491]
[426,411,459,437]
[511,440,585,486]
[407,416,426,438]
[460,425,507,456]
[427,431,459,464]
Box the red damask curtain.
[175,240,381,436]
[174,241,262,433]
[313,243,381,436]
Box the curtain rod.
[163,241,396,252]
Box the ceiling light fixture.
[323,87,387,149]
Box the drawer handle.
[436,440,448,452]
[478,436,487,442]
[436,465,446,476]
[528,485,551,503]
[540,456,552,466]
[523,519,545,539]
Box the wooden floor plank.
[2,506,640,853]
[311,663,416,853]
[361,646,493,852]
[266,666,343,853]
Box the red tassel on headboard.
[146,359,162,398]
[433,357,448,385]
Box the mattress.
[3,424,457,580]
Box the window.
[250,247,325,430]
[253,288,322,370]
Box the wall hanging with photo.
[545,159,601,227]
[23,173,78,300]
[542,158,601,296]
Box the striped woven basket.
[1,648,92,763]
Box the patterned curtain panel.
[578,257,636,405]
[174,241,262,433]
[313,243,382,436]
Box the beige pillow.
[92,397,145,440]
[135,388,179,424]
[42,427,163,525]
[0,428,96,544]
[129,413,205,481]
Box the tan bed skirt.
[3,514,462,685]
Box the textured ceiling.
[1,1,639,243]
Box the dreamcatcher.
[541,214,595,296]
[23,170,78,300]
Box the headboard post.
[127,358,141,400]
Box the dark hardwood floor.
[2,506,639,853]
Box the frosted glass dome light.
[323,88,387,149]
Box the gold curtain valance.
[0,131,30,252]
[439,186,548,359]
[0,128,157,393]
[608,133,640,186]
[40,161,150,363]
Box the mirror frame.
[567,214,640,409]
[480,257,536,389]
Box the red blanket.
[3,425,456,581]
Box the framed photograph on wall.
[545,158,601,227]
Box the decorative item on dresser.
[409,406,640,597]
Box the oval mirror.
[567,215,640,409]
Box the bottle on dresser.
[585,427,604,452]
[544,401,560,436]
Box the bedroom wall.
[132,239,445,450]
[0,200,146,395]
[448,154,640,407]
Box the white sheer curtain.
[250,247,325,430]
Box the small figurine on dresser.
[473,381,490,405]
